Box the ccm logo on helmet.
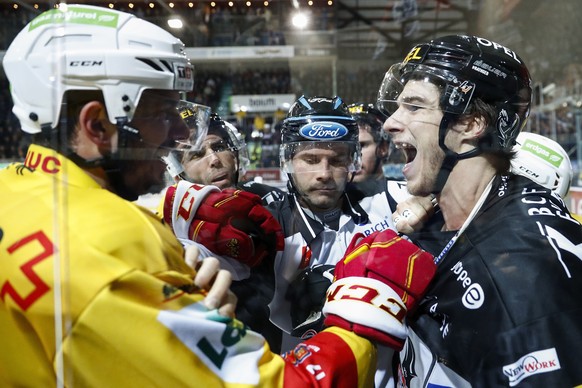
[299,122,348,141]
[70,60,103,67]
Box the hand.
[163,182,284,267]
[393,195,437,234]
[285,264,335,338]
[322,229,436,350]
[185,245,237,318]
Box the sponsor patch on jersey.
[158,303,264,384]
[450,261,485,310]
[299,121,348,140]
[502,348,561,386]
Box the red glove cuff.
[324,314,405,350]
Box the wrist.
[322,276,408,340]
[166,182,220,239]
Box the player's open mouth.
[212,173,228,183]
[395,142,417,163]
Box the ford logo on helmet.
[299,121,349,141]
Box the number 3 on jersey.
[1,230,54,311]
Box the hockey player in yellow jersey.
[0,4,438,387]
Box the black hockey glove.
[285,264,334,338]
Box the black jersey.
[397,174,582,387]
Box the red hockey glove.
[162,181,284,267]
[322,229,436,350]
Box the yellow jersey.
[0,144,376,387]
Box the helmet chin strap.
[62,119,146,201]
[432,113,482,194]
[373,143,386,177]
[233,150,241,185]
[286,172,304,204]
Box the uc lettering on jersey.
[24,150,61,174]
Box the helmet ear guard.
[440,81,476,115]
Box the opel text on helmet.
[511,132,573,198]
[378,35,532,154]
[280,95,361,175]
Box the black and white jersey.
[267,179,409,335]
[238,180,287,205]
[260,179,409,387]
[397,174,582,387]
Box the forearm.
[62,271,376,387]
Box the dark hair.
[33,90,106,150]
[454,97,514,173]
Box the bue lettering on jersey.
[362,219,391,237]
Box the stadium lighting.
[291,11,308,29]
[167,17,183,29]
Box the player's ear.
[79,101,115,147]
[463,115,486,141]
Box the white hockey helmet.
[511,132,573,197]
[3,4,195,134]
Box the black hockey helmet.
[348,102,389,144]
[280,95,361,173]
[377,34,532,152]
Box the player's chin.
[351,172,366,183]
[310,194,339,209]
[211,178,233,190]
[145,160,168,186]
[141,173,167,195]
[406,176,434,197]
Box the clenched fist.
[162,181,284,267]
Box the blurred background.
[1,0,582,209]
